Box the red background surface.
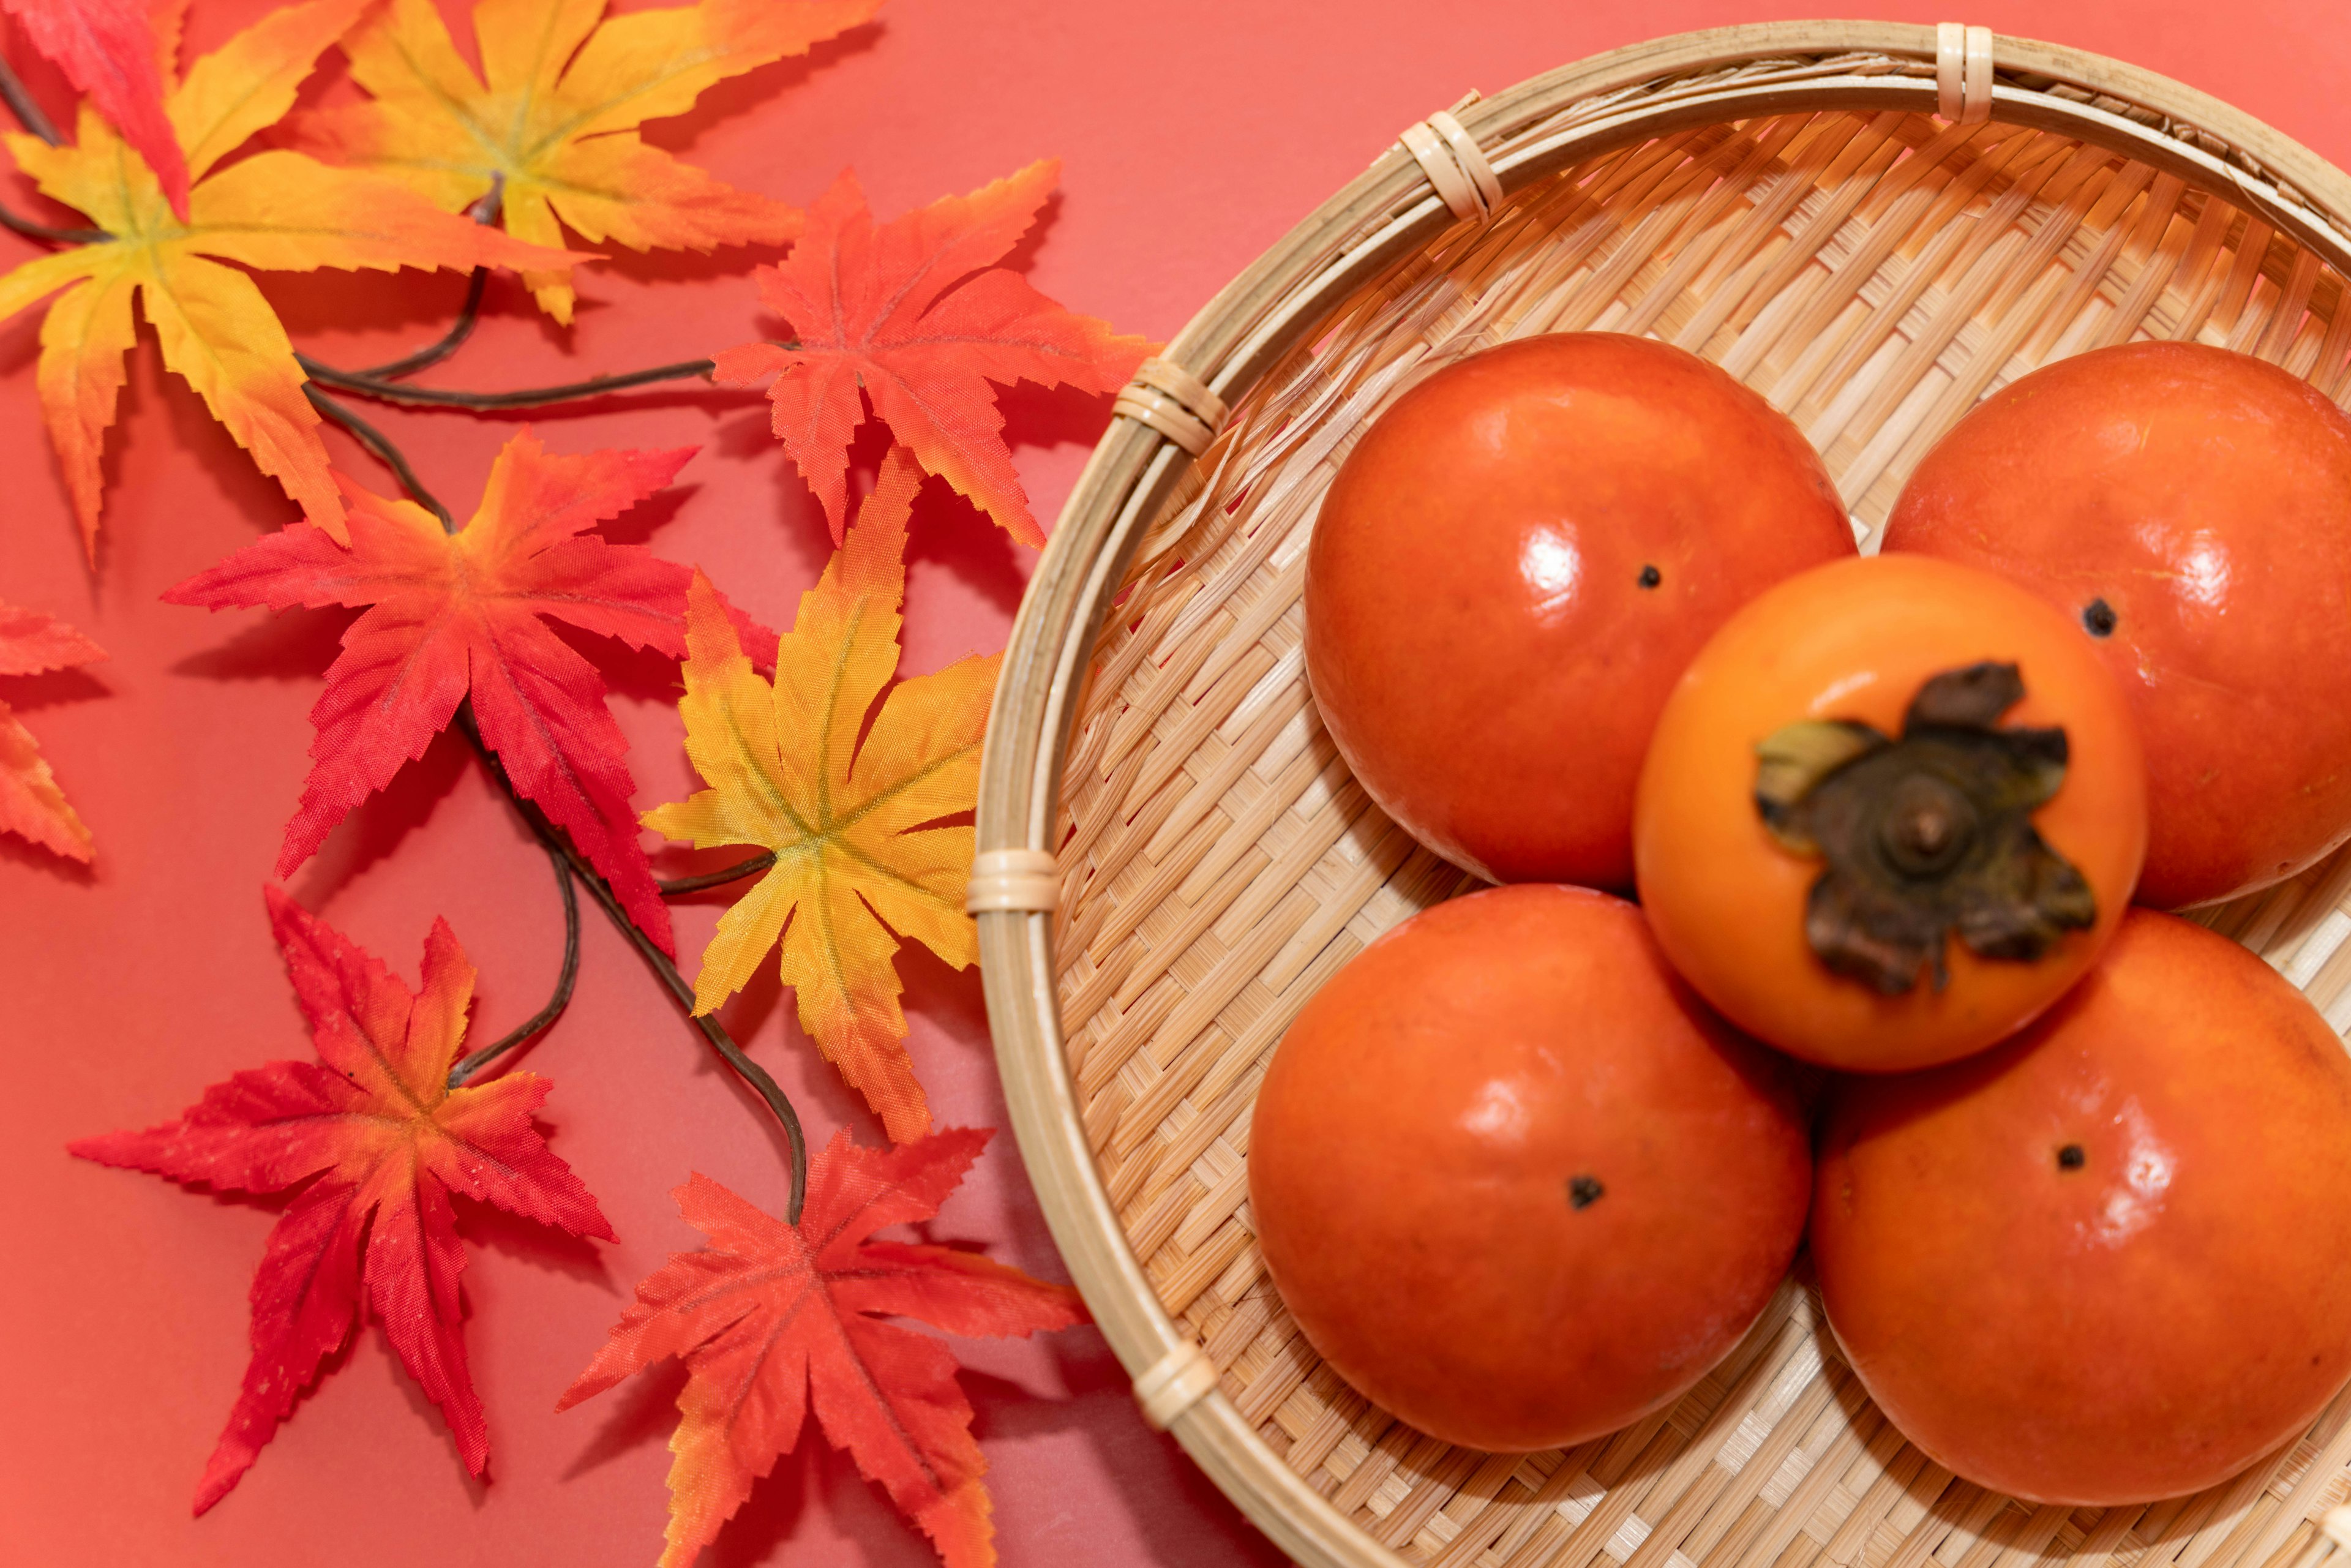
[3,2,2347,1564]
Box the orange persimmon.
[1248,884,1812,1452]
[1884,341,2351,909]
[1812,909,2351,1504]
[1635,553,2145,1071]
[1303,332,1854,888]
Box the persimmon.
[1635,553,2145,1071]
[1884,342,2351,908]
[1303,332,1854,888]
[1812,909,2351,1504]
[1247,884,1811,1452]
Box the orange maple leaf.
[559,1127,1084,1568]
[642,447,996,1140]
[0,0,585,553]
[713,160,1157,546]
[296,0,880,324]
[0,0,189,216]
[0,596,104,860]
[165,428,778,957]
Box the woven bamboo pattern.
[974,24,2351,1568]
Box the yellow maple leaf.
[297,0,881,324]
[0,0,581,552]
[645,446,997,1142]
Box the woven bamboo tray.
[968,20,2351,1568]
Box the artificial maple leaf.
[0,0,586,553]
[713,160,1157,546]
[643,446,997,1140]
[165,427,775,958]
[1,0,189,216]
[296,0,880,324]
[71,887,612,1512]
[0,596,105,860]
[560,1127,1083,1568]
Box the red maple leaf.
[0,595,105,859]
[713,160,1156,547]
[2,0,190,216]
[560,1128,1085,1568]
[70,887,612,1512]
[165,428,771,955]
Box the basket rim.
[972,21,2351,1568]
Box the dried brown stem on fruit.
[1753,662,2095,995]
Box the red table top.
[6,1,2347,1563]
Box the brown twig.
[321,385,809,1221]
[302,384,455,527]
[298,354,726,409]
[0,198,107,245]
[446,842,580,1088]
[286,166,757,441]
[347,181,503,381]
[358,268,490,380]
[658,850,778,896]
[0,52,61,146]
[463,713,808,1223]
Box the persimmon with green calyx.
[1303,332,1854,889]
[1635,553,2146,1071]
[1884,341,2351,909]
[1247,883,1812,1452]
[1812,909,2351,1504]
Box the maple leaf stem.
[293,364,810,1217]
[301,384,454,528]
[353,268,490,381]
[0,53,61,146]
[454,708,809,1223]
[338,182,500,383]
[0,197,107,245]
[296,355,725,410]
[656,850,778,896]
[446,841,580,1089]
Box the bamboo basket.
[968,21,2351,1568]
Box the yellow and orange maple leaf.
[0,597,105,861]
[296,0,880,324]
[643,446,996,1142]
[0,0,585,552]
[1,0,190,216]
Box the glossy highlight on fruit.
[1248,884,1812,1452]
[1635,553,2146,1071]
[1812,910,2351,1504]
[1884,341,2351,908]
[1304,332,1854,888]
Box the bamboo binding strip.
[1400,100,1505,222]
[1134,1339,1223,1431]
[975,21,2351,1568]
[1112,357,1231,456]
[1937,23,1995,125]
[966,848,1060,913]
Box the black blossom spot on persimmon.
[1753,661,2096,995]
[2058,1144,2086,1170]
[2083,599,2117,637]
[1568,1174,1605,1210]
[1638,565,1662,588]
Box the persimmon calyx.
[1753,661,2094,995]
